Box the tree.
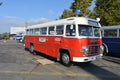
[70,0,92,16]
[59,9,75,19]
[1,32,9,40]
[60,0,92,19]
[89,0,120,26]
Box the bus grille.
[89,45,99,55]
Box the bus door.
[50,25,64,57]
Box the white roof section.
[101,25,120,30]
[10,27,25,34]
[26,17,100,29]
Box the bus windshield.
[78,25,100,37]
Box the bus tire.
[103,47,107,56]
[102,44,108,56]
[29,45,36,55]
[61,52,72,67]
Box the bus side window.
[48,26,55,35]
[34,28,40,35]
[26,29,29,35]
[40,27,47,35]
[104,29,117,37]
[30,29,34,35]
[101,30,103,37]
[66,25,76,36]
[56,25,64,35]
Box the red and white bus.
[24,17,103,66]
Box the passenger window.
[101,30,103,37]
[48,26,55,35]
[34,28,39,35]
[26,29,29,35]
[40,27,47,35]
[56,25,64,35]
[66,25,76,36]
[30,29,34,35]
[104,29,117,37]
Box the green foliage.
[59,9,75,19]
[70,0,92,16]
[1,32,9,39]
[60,0,120,26]
[60,0,92,19]
[89,0,120,26]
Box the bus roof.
[26,17,100,29]
[101,25,120,30]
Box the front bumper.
[73,54,102,62]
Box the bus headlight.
[82,46,88,56]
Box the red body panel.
[24,35,102,61]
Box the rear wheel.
[61,52,72,67]
[29,45,36,55]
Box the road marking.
[26,55,120,79]
[51,64,76,74]
[42,65,62,75]
[28,57,75,74]
[0,70,120,78]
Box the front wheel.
[61,53,72,67]
[103,45,107,56]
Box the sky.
[0,0,95,33]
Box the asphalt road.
[0,40,120,80]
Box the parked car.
[15,35,24,43]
